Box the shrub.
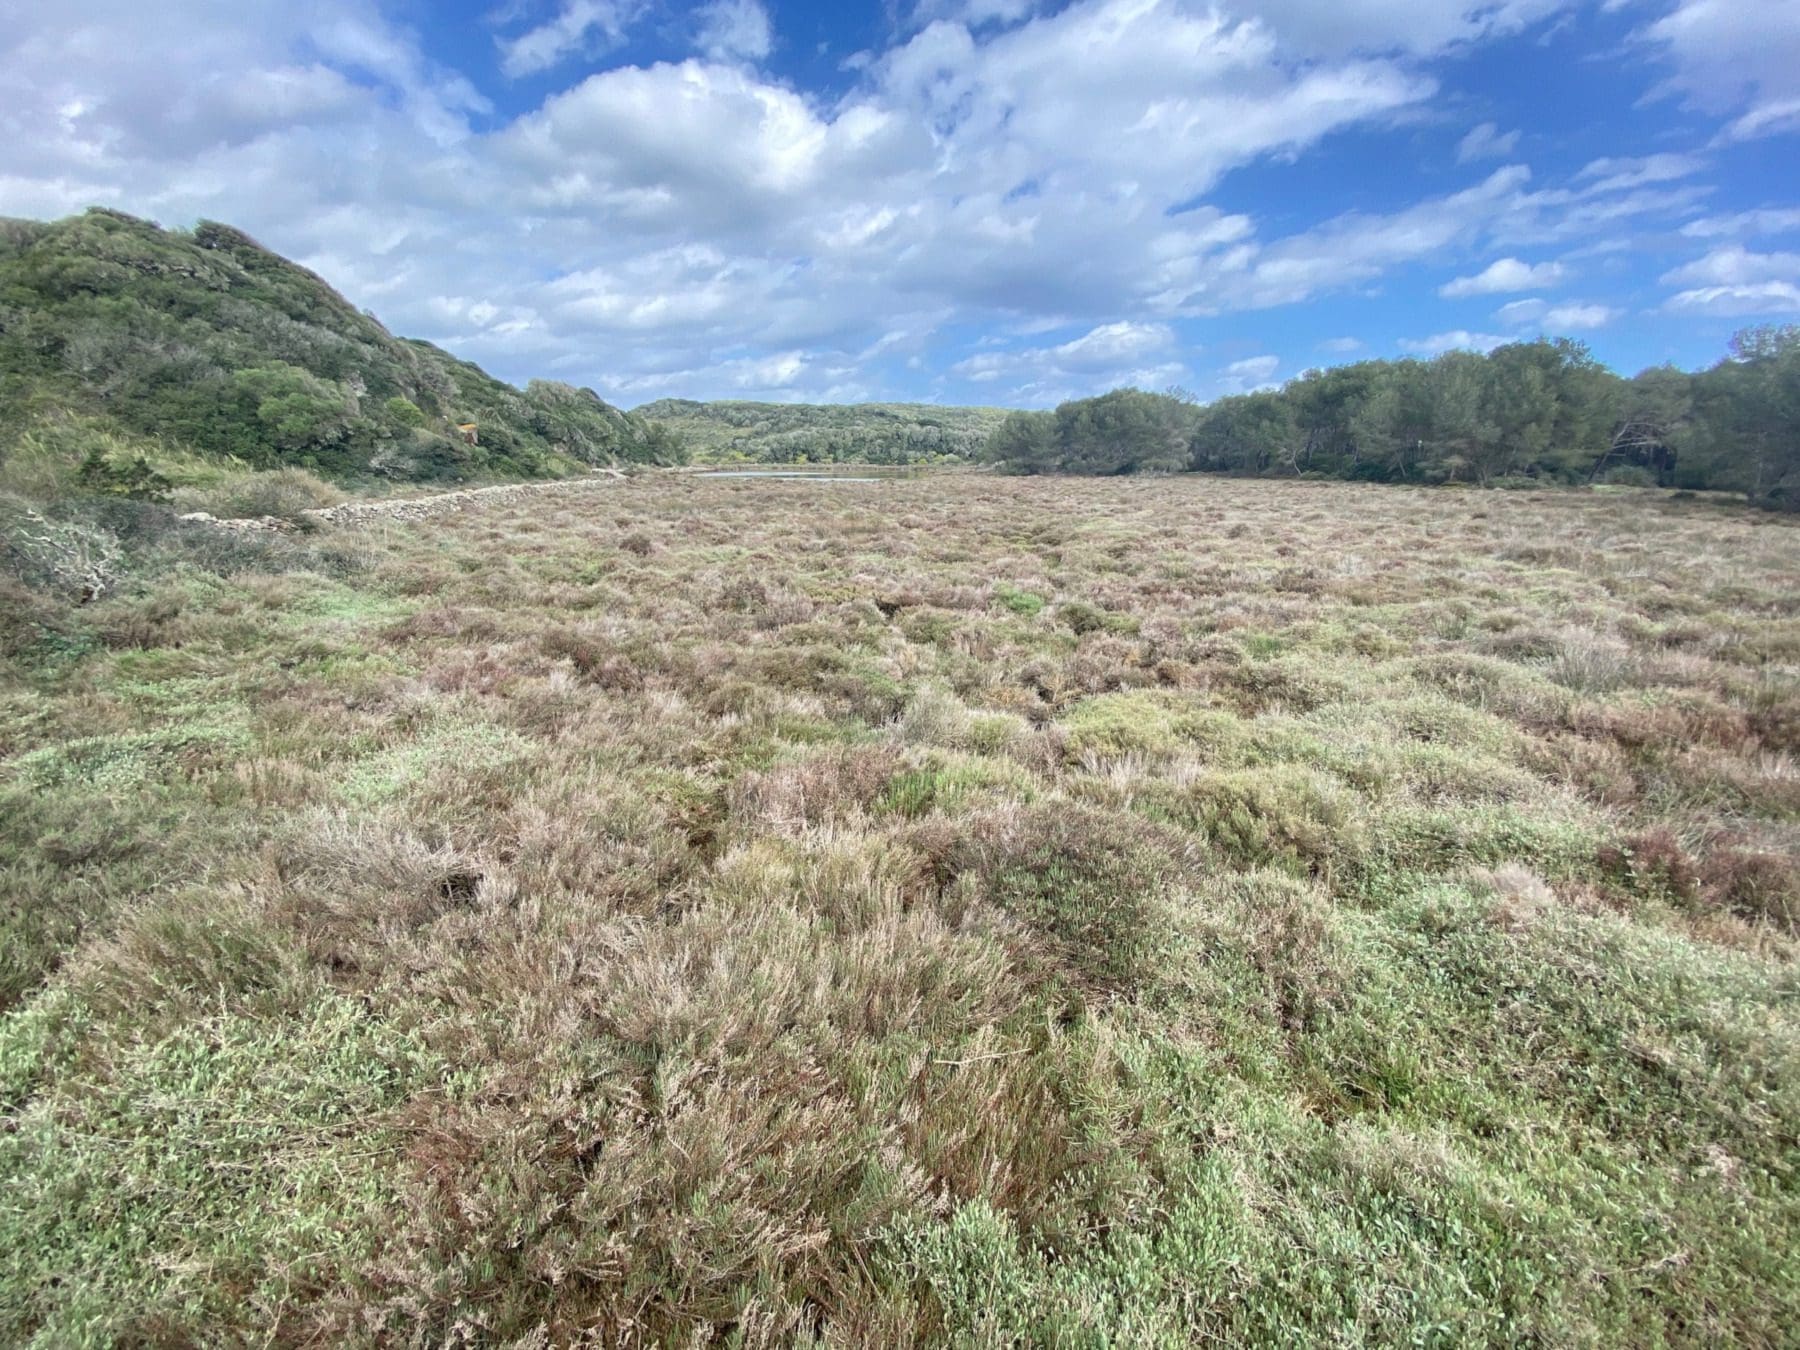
[0,493,123,603]
[940,802,1194,994]
[77,448,171,501]
[1596,827,1702,909]
[183,467,346,527]
[1700,843,1800,932]
[1171,766,1362,878]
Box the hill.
[635,397,1009,464]
[0,208,682,494]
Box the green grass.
[2,474,1797,1343]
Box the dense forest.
[635,398,1008,465]
[0,208,683,495]
[984,333,1800,508]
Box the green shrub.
[995,585,1045,617]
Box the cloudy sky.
[4,0,1797,407]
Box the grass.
[2,474,1798,1344]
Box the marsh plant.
[2,474,1798,1344]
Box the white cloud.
[1660,246,1800,289]
[1541,303,1620,329]
[950,321,1185,399]
[1662,283,1800,317]
[1494,297,1545,324]
[911,0,1039,28]
[1438,256,1567,297]
[0,0,1748,405]
[1398,330,1508,355]
[1220,354,1280,390]
[1222,0,1573,59]
[1456,121,1519,163]
[1717,97,1800,144]
[1574,153,1704,194]
[1681,208,1800,239]
[1634,0,1800,143]
[499,0,647,78]
[1659,246,1800,318]
[1318,336,1364,353]
[1494,298,1616,331]
[695,0,773,63]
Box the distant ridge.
[635,398,1009,465]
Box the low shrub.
[179,467,346,527]
[939,802,1195,994]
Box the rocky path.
[180,469,630,532]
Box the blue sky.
[4,0,1798,407]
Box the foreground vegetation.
[2,472,1796,1343]
[636,399,1009,466]
[986,329,1800,509]
[0,208,683,498]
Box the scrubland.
[2,474,1798,1345]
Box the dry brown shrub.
[1700,841,1800,932]
[1522,732,1640,807]
[727,745,904,834]
[1747,690,1800,754]
[1596,827,1703,909]
[383,604,506,644]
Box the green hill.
[0,208,681,495]
[635,397,1009,464]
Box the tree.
[1053,389,1190,475]
[232,363,354,456]
[1189,393,1295,474]
[1692,327,1800,507]
[983,410,1058,474]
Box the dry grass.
[3,474,1799,1344]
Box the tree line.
[983,331,1800,509]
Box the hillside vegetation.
[985,332,1800,508]
[637,398,1008,464]
[0,208,682,499]
[3,474,1797,1343]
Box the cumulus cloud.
[1456,121,1519,163]
[0,0,1753,404]
[1439,256,1567,297]
[950,321,1187,400]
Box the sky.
[3,0,1798,409]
